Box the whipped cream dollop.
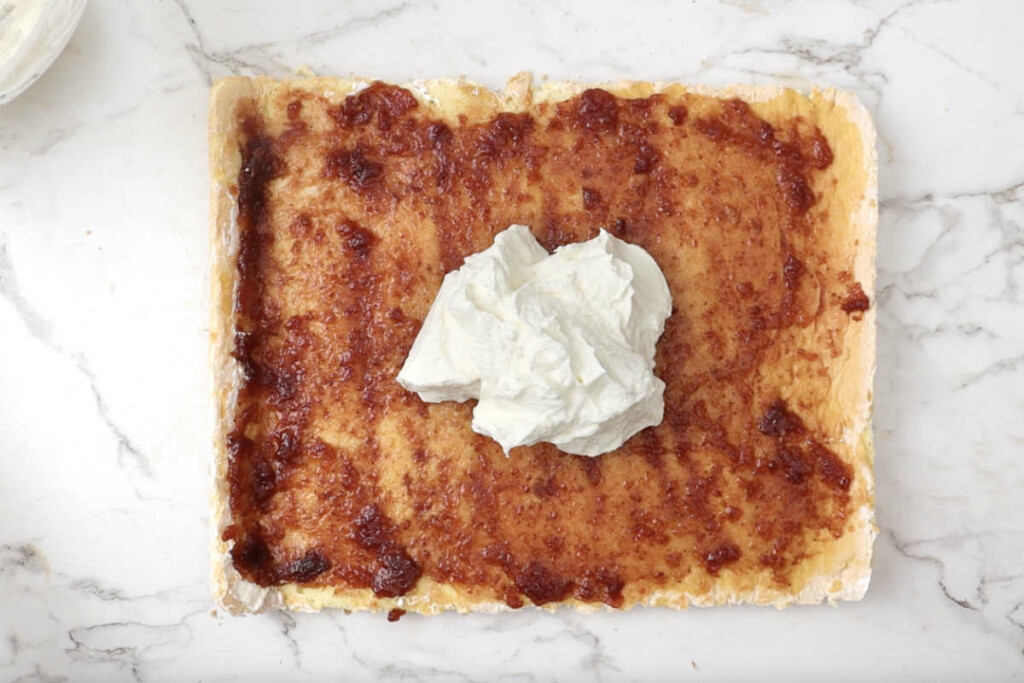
[397,225,672,457]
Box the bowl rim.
[0,0,89,108]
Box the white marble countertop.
[1,1,1022,680]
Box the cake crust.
[209,74,877,615]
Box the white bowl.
[0,0,87,107]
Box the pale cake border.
[209,74,878,615]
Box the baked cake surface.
[209,74,877,614]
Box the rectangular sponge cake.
[209,74,877,614]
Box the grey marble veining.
[0,0,1022,680]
